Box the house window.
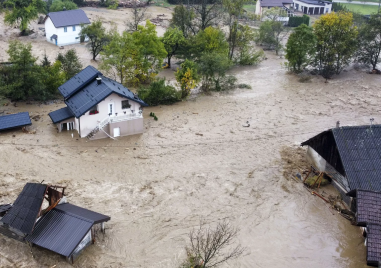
[122,100,131,109]
[64,27,67,32]
[73,26,76,31]
[325,8,329,13]
[89,105,99,115]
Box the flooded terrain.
[0,51,379,267]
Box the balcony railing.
[109,112,143,123]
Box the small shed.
[0,112,32,132]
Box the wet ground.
[1,51,380,267]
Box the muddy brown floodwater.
[1,51,381,268]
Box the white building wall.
[293,0,332,14]
[45,16,89,46]
[45,17,57,45]
[255,0,262,15]
[79,93,142,138]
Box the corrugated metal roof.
[0,112,32,131]
[0,183,47,235]
[366,224,381,267]
[47,9,90,28]
[294,0,328,6]
[25,209,93,257]
[48,107,74,124]
[55,203,110,224]
[58,65,101,99]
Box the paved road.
[333,0,380,6]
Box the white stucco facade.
[56,93,144,139]
[293,0,332,14]
[45,17,87,46]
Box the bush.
[137,78,181,106]
[237,83,252,89]
[298,74,312,83]
[288,15,310,27]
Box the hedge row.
[288,15,310,27]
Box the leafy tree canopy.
[4,0,45,35]
[49,0,77,12]
[56,49,83,80]
[80,19,110,60]
[162,27,185,67]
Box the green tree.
[0,41,44,100]
[100,21,167,86]
[235,24,264,65]
[40,60,66,97]
[170,5,195,37]
[56,49,83,80]
[80,19,110,61]
[49,0,77,12]
[175,59,200,98]
[162,27,185,68]
[256,20,287,55]
[313,11,358,78]
[4,0,45,35]
[99,29,136,85]
[188,26,229,61]
[191,0,222,32]
[199,51,234,91]
[131,20,167,84]
[137,78,181,106]
[356,14,381,70]
[223,0,249,60]
[285,24,316,72]
[125,2,147,32]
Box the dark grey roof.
[58,65,101,99]
[25,209,93,257]
[25,203,110,257]
[302,125,381,192]
[260,0,293,7]
[366,224,381,267]
[55,203,110,224]
[0,112,32,131]
[0,183,47,235]
[0,204,12,217]
[49,107,74,124]
[64,69,148,118]
[47,9,90,28]
[349,190,381,226]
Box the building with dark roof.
[48,65,148,140]
[0,112,32,132]
[44,9,90,46]
[0,183,110,264]
[293,0,332,15]
[347,190,381,267]
[301,125,381,194]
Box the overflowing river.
[1,53,380,267]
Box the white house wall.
[45,17,57,45]
[255,0,262,15]
[45,17,88,46]
[79,93,143,138]
[293,0,332,14]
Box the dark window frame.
[89,105,99,115]
[122,100,131,109]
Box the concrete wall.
[109,117,144,138]
[79,93,143,138]
[45,17,88,46]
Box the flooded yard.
[1,50,380,267]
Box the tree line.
[284,11,381,79]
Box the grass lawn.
[339,3,380,14]
[243,4,256,13]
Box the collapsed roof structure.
[0,183,110,263]
[302,124,381,267]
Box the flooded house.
[302,124,381,267]
[0,183,110,263]
[301,124,381,206]
[48,65,148,140]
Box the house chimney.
[96,77,102,85]
[336,121,340,128]
[63,7,66,11]
[370,118,374,126]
